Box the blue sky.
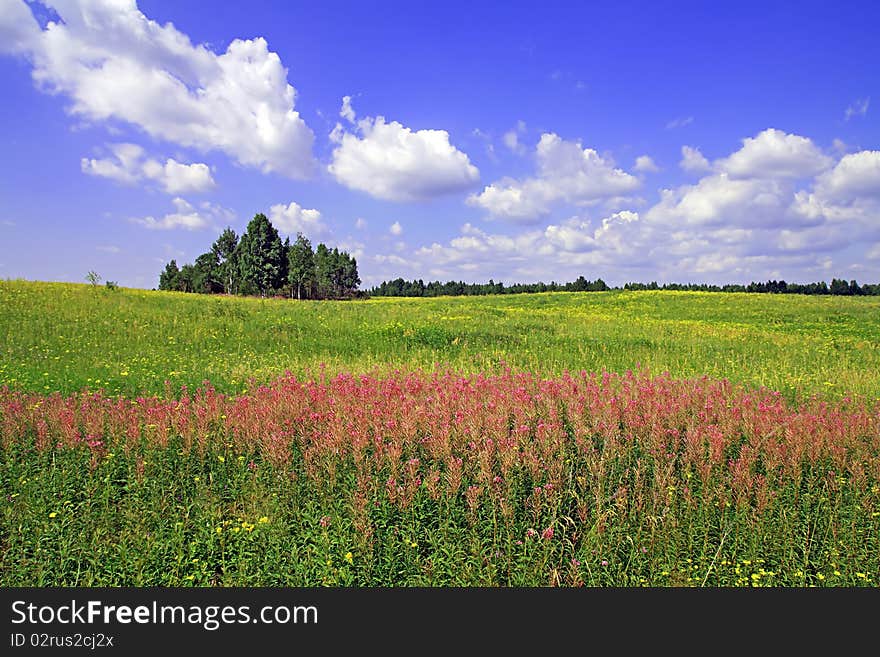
[1,0,878,289]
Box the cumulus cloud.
[716,128,832,180]
[680,146,711,173]
[355,217,367,230]
[131,197,232,230]
[327,97,480,202]
[4,0,315,178]
[634,155,659,173]
[467,132,641,222]
[389,221,403,236]
[81,142,215,193]
[268,201,326,237]
[813,150,880,201]
[845,98,869,121]
[645,174,796,229]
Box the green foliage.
[288,233,316,300]
[236,213,285,297]
[212,227,239,294]
[158,260,181,292]
[158,214,360,300]
[314,243,332,299]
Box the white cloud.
[355,217,367,230]
[845,97,870,121]
[666,116,694,130]
[634,155,659,173]
[371,212,655,285]
[5,0,315,178]
[131,197,231,230]
[467,132,641,222]
[813,150,880,201]
[149,159,214,194]
[646,173,796,229]
[680,146,710,173]
[340,95,355,123]
[716,128,832,180]
[389,221,403,236]
[81,142,215,194]
[268,201,326,237]
[81,142,144,184]
[0,0,39,54]
[328,98,480,202]
[868,244,880,260]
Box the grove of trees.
[159,213,361,299]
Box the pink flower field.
[2,367,879,586]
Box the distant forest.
[369,276,880,297]
[158,213,361,299]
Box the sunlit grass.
[2,280,879,401]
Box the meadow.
[2,279,880,400]
[1,279,878,586]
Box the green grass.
[2,279,879,401]
[5,441,876,586]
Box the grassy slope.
[2,279,879,400]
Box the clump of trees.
[159,213,360,299]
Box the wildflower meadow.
[1,280,878,586]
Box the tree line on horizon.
[369,276,610,297]
[158,213,361,299]
[369,276,880,297]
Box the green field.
[2,279,879,401]
[1,280,878,587]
